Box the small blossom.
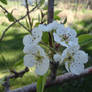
[53,53,61,63]
[23,35,33,46]
[23,27,42,46]
[38,24,47,32]
[38,21,59,32]
[46,21,60,32]
[65,62,85,75]
[32,27,42,43]
[69,62,85,75]
[61,45,88,75]
[53,26,78,47]
[24,45,49,75]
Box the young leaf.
[40,0,45,6]
[38,14,41,23]
[54,10,61,20]
[6,13,15,22]
[37,74,47,92]
[78,34,92,47]
[42,32,49,44]
[25,18,30,29]
[54,10,61,16]
[0,0,7,5]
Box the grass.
[0,22,38,91]
[0,1,92,92]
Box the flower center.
[64,53,73,63]
[63,34,69,40]
[35,51,44,63]
[35,55,44,61]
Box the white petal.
[23,46,31,54]
[65,62,70,72]
[61,48,67,62]
[37,46,46,57]
[53,33,61,43]
[52,21,59,30]
[24,54,35,67]
[23,35,33,46]
[32,27,42,43]
[46,21,59,32]
[35,58,49,75]
[68,38,78,47]
[38,24,46,32]
[66,27,77,37]
[23,45,38,54]
[70,62,84,75]
[60,41,68,47]
[56,24,65,35]
[65,44,80,54]
[53,53,61,62]
[74,50,88,63]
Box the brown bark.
[8,67,92,92]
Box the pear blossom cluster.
[23,21,88,75]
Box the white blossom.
[24,45,49,75]
[53,26,78,47]
[46,21,60,32]
[23,35,33,46]
[23,27,42,46]
[22,19,88,76]
[61,45,88,75]
[53,53,62,63]
[38,24,47,32]
[69,62,85,75]
[38,21,59,32]
[74,50,88,64]
[32,27,42,43]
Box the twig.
[0,5,29,32]
[0,6,37,42]
[2,67,29,92]
[48,0,57,80]
[8,67,92,92]
[25,0,32,30]
[48,0,54,47]
[0,22,15,42]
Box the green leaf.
[38,14,41,23]
[37,74,47,92]
[78,34,92,47]
[42,32,49,44]
[54,10,61,16]
[54,10,61,20]
[40,0,45,6]
[25,19,30,29]
[54,16,61,20]
[6,13,15,22]
[0,0,7,4]
[35,22,40,27]
[43,6,48,10]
